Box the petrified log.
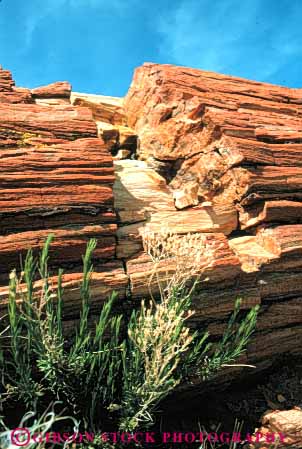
[0,138,114,221]
[0,260,128,318]
[122,63,302,383]
[0,63,301,391]
[0,66,32,103]
[0,103,97,147]
[32,81,71,106]
[71,92,126,125]
[0,137,116,280]
[0,68,117,285]
[70,92,137,154]
[0,66,15,91]
[31,81,71,99]
[114,159,237,259]
[124,63,302,230]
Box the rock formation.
[0,62,301,387]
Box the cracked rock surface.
[0,62,301,388]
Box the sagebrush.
[0,233,259,446]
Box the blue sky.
[0,0,301,96]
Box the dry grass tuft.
[141,227,215,302]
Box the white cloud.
[155,0,302,84]
[23,0,138,50]
[23,0,66,49]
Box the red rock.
[0,135,116,283]
[0,138,114,215]
[0,224,116,276]
[239,200,302,229]
[0,261,128,315]
[71,92,126,124]
[0,103,97,146]
[0,66,32,103]
[0,62,302,391]
[124,63,302,228]
[0,66,15,91]
[0,87,32,104]
[31,81,71,99]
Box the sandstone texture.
[0,63,301,389]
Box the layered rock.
[32,81,71,106]
[0,63,301,390]
[71,92,137,155]
[0,103,97,147]
[114,159,237,259]
[124,63,302,231]
[122,63,302,383]
[0,65,32,103]
[0,68,119,298]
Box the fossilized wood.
[0,63,301,391]
[126,232,244,299]
[0,138,114,217]
[0,88,33,104]
[0,224,117,279]
[0,103,97,146]
[239,200,302,229]
[114,159,237,258]
[124,63,302,228]
[31,81,71,99]
[0,261,128,315]
[71,92,126,125]
[0,66,15,91]
[0,66,32,103]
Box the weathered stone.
[35,98,71,106]
[117,125,137,151]
[114,149,132,160]
[0,62,301,392]
[0,261,128,315]
[0,103,97,147]
[97,121,119,148]
[97,122,137,154]
[124,63,302,229]
[0,138,114,217]
[239,200,302,229]
[0,134,116,283]
[32,81,71,99]
[0,66,32,103]
[114,160,237,258]
[0,224,116,278]
[0,87,33,104]
[0,65,15,91]
[173,181,199,209]
[71,92,126,125]
[245,408,302,448]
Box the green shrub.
[0,233,259,441]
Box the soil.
[2,357,302,448]
[155,356,302,448]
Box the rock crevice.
[0,63,301,387]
